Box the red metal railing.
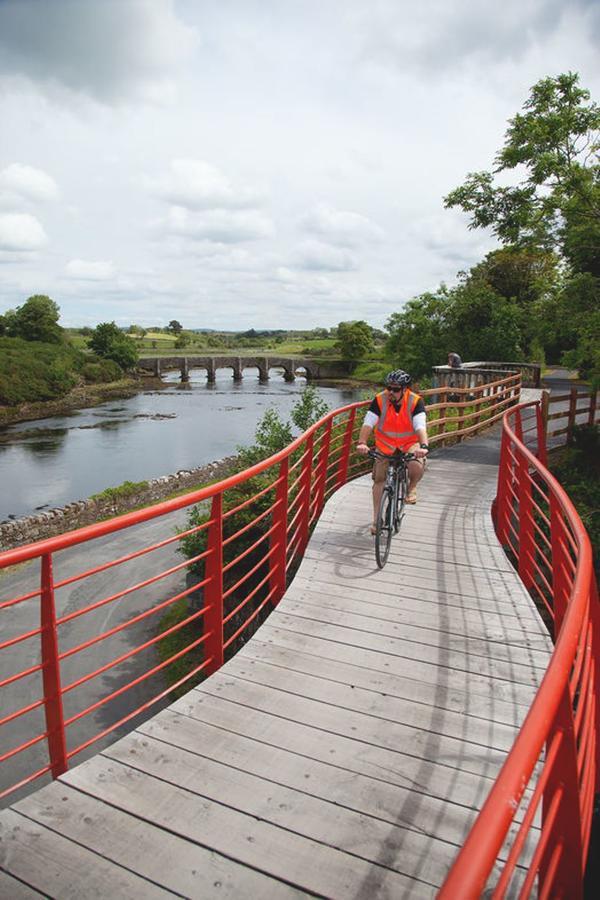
[0,375,520,804]
[440,399,599,898]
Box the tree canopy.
[88,322,138,371]
[1,295,63,344]
[444,72,600,270]
[336,320,374,361]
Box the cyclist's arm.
[412,411,429,457]
[356,408,378,454]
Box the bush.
[81,359,122,384]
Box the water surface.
[0,370,362,521]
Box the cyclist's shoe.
[406,490,417,504]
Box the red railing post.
[539,390,550,465]
[517,452,535,591]
[204,493,224,675]
[270,456,289,605]
[495,429,512,544]
[40,553,68,779]
[540,687,584,896]
[314,419,332,517]
[550,496,572,639]
[298,433,314,554]
[337,408,356,488]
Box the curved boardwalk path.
[0,429,553,898]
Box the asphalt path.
[1,505,197,805]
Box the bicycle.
[368,448,416,568]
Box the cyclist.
[356,369,429,532]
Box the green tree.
[444,72,600,263]
[167,319,183,334]
[11,295,63,343]
[336,320,374,361]
[290,385,329,432]
[385,289,452,377]
[88,322,138,370]
[448,277,522,361]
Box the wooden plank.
[286,574,550,634]
[15,785,303,899]
[0,871,44,899]
[134,707,535,871]
[238,637,534,728]
[282,584,552,648]
[0,808,173,899]
[194,672,515,780]
[268,612,546,689]
[172,684,535,818]
[61,754,430,898]
[276,596,551,668]
[222,653,520,752]
[104,729,459,889]
[253,621,537,706]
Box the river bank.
[0,376,169,428]
[0,453,238,551]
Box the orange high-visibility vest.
[375,389,420,453]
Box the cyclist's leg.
[406,442,426,502]
[371,457,389,527]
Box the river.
[0,370,363,522]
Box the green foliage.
[386,289,453,378]
[91,480,150,501]
[88,322,139,370]
[167,320,183,334]
[289,385,329,432]
[445,73,600,257]
[81,359,122,383]
[549,425,600,573]
[6,295,63,344]
[336,320,374,361]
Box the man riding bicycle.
[356,369,429,533]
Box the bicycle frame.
[370,449,412,567]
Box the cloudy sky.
[0,0,598,331]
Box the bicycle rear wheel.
[375,487,393,568]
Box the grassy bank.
[0,376,153,427]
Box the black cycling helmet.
[384,369,412,388]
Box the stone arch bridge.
[137,355,353,383]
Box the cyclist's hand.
[413,446,429,459]
[356,442,370,456]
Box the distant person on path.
[356,369,429,532]
[447,351,463,401]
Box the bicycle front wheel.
[375,487,394,568]
[394,469,407,533]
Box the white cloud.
[0,213,48,251]
[300,204,384,247]
[0,0,197,104]
[293,240,358,272]
[65,259,116,280]
[150,159,262,210]
[0,163,59,204]
[157,207,274,244]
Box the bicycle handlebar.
[367,448,419,462]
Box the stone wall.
[0,456,237,551]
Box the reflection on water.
[0,373,361,521]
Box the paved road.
[1,505,197,805]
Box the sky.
[0,0,599,331]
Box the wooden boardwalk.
[0,438,553,898]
